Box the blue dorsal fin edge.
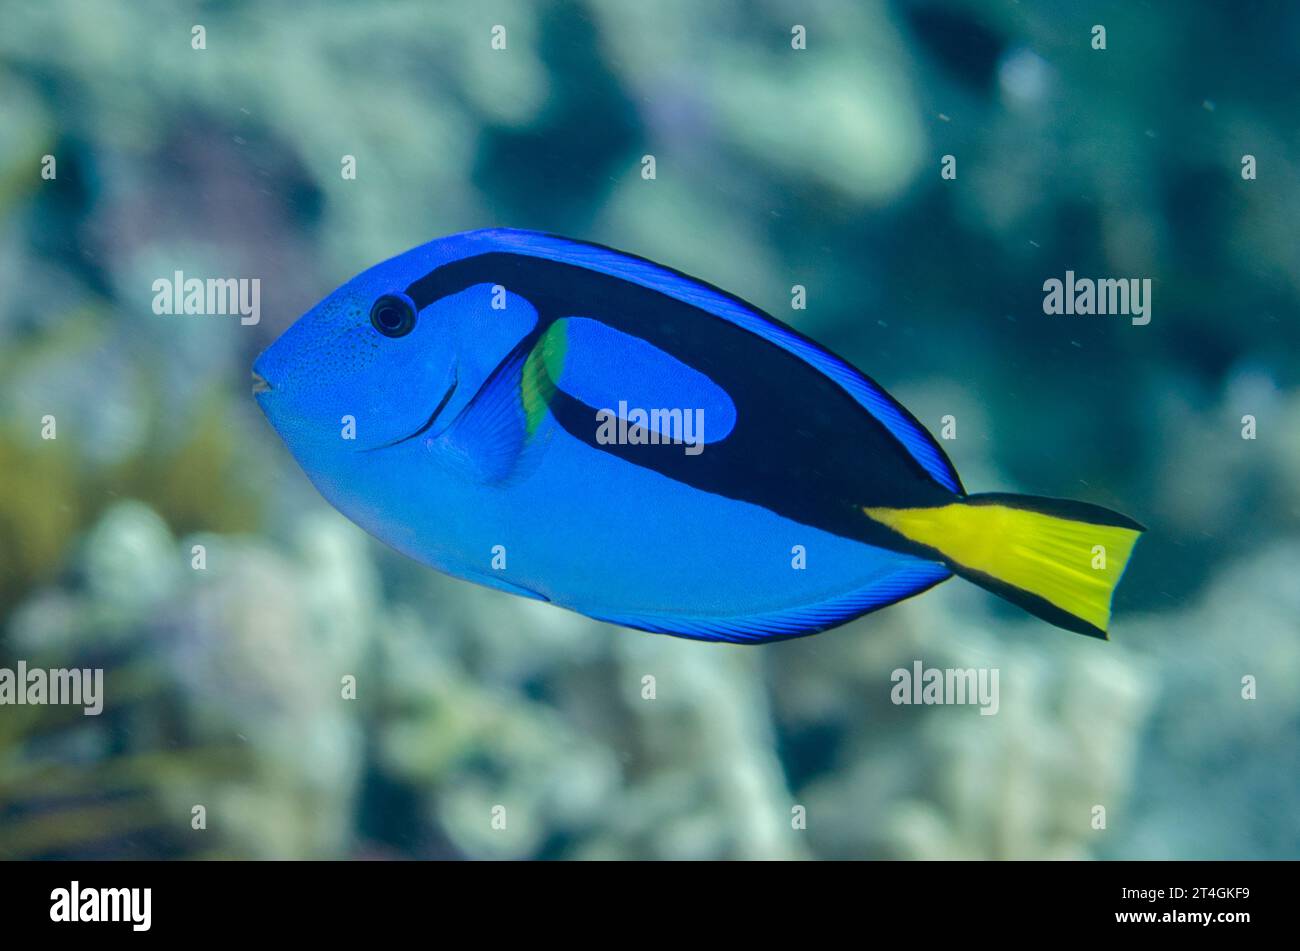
[465,228,965,494]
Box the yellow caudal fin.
[863,493,1145,638]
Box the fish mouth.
[363,373,458,452]
[252,371,272,394]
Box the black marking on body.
[405,251,957,548]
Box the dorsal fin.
[464,228,964,494]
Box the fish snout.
[252,371,273,394]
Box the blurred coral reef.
[1,1,1297,858]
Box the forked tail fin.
[863,493,1145,638]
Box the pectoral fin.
[440,321,567,484]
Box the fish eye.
[370,294,417,338]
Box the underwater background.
[1,0,1297,860]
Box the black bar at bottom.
[0,859,1283,938]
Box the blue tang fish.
[254,229,1144,643]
